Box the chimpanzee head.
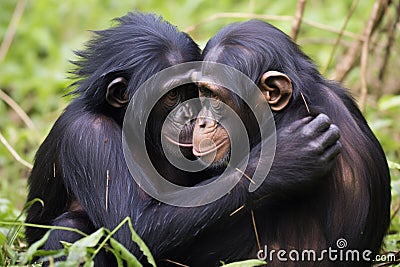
[70,12,201,122]
[70,12,202,161]
[190,20,304,168]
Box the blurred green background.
[0,0,399,263]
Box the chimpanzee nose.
[197,116,207,128]
[196,106,216,129]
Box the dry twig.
[378,1,400,82]
[0,0,27,62]
[359,0,388,112]
[163,259,189,267]
[300,91,311,114]
[251,209,261,253]
[322,0,359,74]
[235,167,255,184]
[184,12,358,39]
[0,88,36,131]
[291,0,307,41]
[106,170,110,212]
[0,131,32,169]
[230,205,245,216]
[333,0,387,83]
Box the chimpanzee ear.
[259,71,293,111]
[106,77,129,108]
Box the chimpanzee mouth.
[192,139,226,157]
[164,135,193,147]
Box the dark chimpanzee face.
[192,71,293,169]
[104,73,200,161]
[192,82,235,166]
[147,83,200,160]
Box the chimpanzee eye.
[199,86,209,104]
[210,95,221,110]
[164,89,180,107]
[199,86,209,97]
[168,89,178,98]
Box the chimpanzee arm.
[61,110,339,259]
[134,113,340,257]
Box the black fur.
[25,13,359,266]
[178,20,391,267]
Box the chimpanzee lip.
[164,135,193,147]
[192,141,225,157]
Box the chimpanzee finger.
[285,116,313,132]
[303,113,331,137]
[319,124,340,149]
[321,141,342,163]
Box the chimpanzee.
[25,12,341,266]
[165,20,390,266]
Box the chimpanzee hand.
[279,113,341,177]
[254,113,341,199]
[284,114,341,172]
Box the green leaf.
[221,259,267,266]
[378,95,400,111]
[391,180,400,197]
[383,233,400,251]
[126,219,156,267]
[110,238,142,267]
[83,260,95,267]
[388,160,400,170]
[19,230,52,264]
[0,231,5,244]
[66,228,105,263]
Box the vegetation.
[0,0,399,266]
